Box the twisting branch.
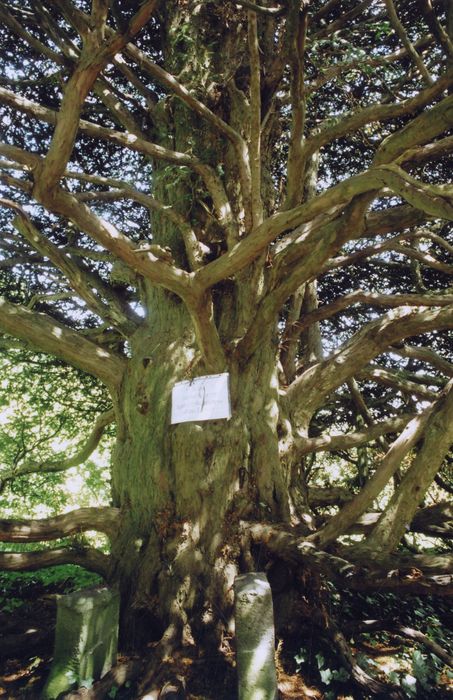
[325,230,425,273]
[286,305,453,422]
[122,42,253,229]
[384,0,433,86]
[247,10,263,227]
[0,145,225,368]
[391,241,453,275]
[313,0,342,21]
[0,2,63,64]
[244,521,453,595]
[0,87,234,236]
[360,379,453,556]
[9,204,139,332]
[419,0,453,59]
[0,296,126,390]
[310,389,449,549]
[0,86,201,168]
[93,74,149,137]
[358,366,438,400]
[350,501,453,540]
[301,71,453,166]
[305,36,433,95]
[30,0,80,59]
[50,0,89,37]
[313,0,373,40]
[363,204,429,238]
[34,0,160,194]
[0,506,120,542]
[289,291,453,336]
[399,134,453,168]
[290,414,414,458]
[412,229,453,257]
[54,189,226,369]
[346,619,453,668]
[44,0,245,230]
[318,607,405,699]
[226,160,453,308]
[0,548,110,577]
[390,344,453,376]
[36,185,193,297]
[68,170,207,270]
[284,1,308,209]
[0,409,115,491]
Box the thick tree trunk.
[109,307,288,646]
[102,3,292,648]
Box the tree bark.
[360,379,453,556]
[0,507,119,541]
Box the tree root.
[61,657,144,699]
[137,620,185,698]
[246,533,405,697]
[346,619,453,668]
[321,614,406,699]
[244,520,453,594]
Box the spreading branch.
[0,296,126,390]
[348,501,453,540]
[10,204,139,333]
[0,506,120,542]
[309,402,443,548]
[360,378,453,556]
[290,291,453,336]
[292,414,414,457]
[34,0,160,194]
[347,619,453,668]
[0,547,110,577]
[384,0,433,85]
[286,305,453,422]
[245,522,453,595]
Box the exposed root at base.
[61,657,144,699]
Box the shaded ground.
[0,610,319,700]
[0,571,452,699]
[0,597,55,698]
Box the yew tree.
[0,0,453,695]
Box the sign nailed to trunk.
[171,373,231,424]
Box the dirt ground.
[1,597,452,699]
[0,596,321,699]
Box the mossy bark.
[109,300,288,646]
[106,3,289,647]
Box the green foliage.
[0,565,102,612]
[294,647,351,699]
[0,348,112,516]
[293,586,453,698]
[388,648,444,698]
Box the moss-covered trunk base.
[106,296,288,651]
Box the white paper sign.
[171,373,231,424]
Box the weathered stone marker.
[41,586,120,700]
[234,573,278,700]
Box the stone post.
[41,586,120,699]
[234,572,278,700]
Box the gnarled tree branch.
[0,547,110,577]
[0,297,126,390]
[0,506,120,542]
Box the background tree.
[0,0,452,696]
